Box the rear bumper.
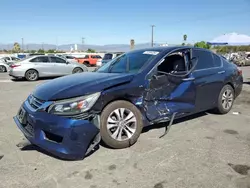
[9,69,25,77]
[14,100,99,160]
[235,75,243,98]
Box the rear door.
[29,56,53,76]
[191,49,224,111]
[49,56,71,76]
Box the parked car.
[14,46,243,160]
[0,56,20,66]
[9,55,88,81]
[0,61,9,73]
[97,52,124,67]
[75,54,102,66]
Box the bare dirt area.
[0,69,250,188]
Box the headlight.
[48,92,101,115]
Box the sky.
[0,0,249,45]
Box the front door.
[49,56,71,76]
[143,50,197,122]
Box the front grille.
[28,95,44,110]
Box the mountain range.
[0,43,176,52]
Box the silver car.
[9,55,88,81]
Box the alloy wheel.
[0,66,6,73]
[27,70,38,81]
[221,89,234,110]
[107,108,137,141]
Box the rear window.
[30,56,49,63]
[103,53,113,60]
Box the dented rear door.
[144,73,196,122]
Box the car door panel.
[29,56,52,77]
[49,57,71,76]
[144,74,196,122]
[191,49,225,111]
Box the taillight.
[10,64,21,68]
[237,67,242,75]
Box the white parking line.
[0,80,14,83]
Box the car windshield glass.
[97,50,160,73]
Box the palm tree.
[182,34,187,46]
[13,42,21,53]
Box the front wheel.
[100,100,143,149]
[215,84,235,114]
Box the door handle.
[218,71,225,74]
[182,77,195,81]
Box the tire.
[72,67,83,74]
[215,84,235,114]
[0,65,6,73]
[100,100,143,149]
[25,69,39,81]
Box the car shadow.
[142,111,208,133]
[20,143,97,161]
[100,111,208,149]
[11,77,60,82]
[243,81,250,85]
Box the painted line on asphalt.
[0,80,14,83]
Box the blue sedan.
[14,46,243,160]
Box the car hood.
[33,72,135,101]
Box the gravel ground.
[0,67,250,188]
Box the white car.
[0,56,20,65]
[0,61,9,73]
[9,55,88,81]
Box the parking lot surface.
[1,67,250,188]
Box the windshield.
[97,50,160,73]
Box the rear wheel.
[25,69,38,81]
[100,100,143,149]
[72,67,83,74]
[0,65,6,73]
[215,84,235,114]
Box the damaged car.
[14,46,243,160]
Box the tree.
[194,41,211,49]
[183,34,187,42]
[182,34,187,46]
[12,42,21,53]
[38,49,45,53]
[86,48,96,53]
[47,49,56,53]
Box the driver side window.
[156,52,187,75]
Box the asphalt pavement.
[0,67,250,188]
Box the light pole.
[82,37,85,51]
[21,38,24,52]
[151,25,155,47]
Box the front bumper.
[14,99,99,160]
